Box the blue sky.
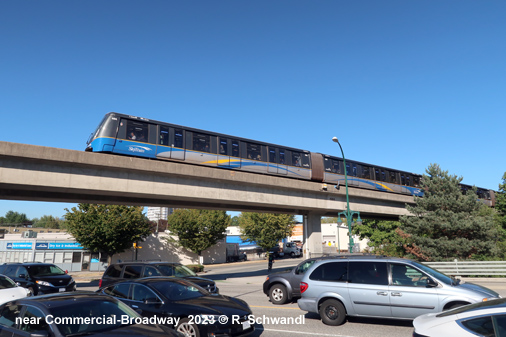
[1,1,505,220]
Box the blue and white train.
[86,112,495,207]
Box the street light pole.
[332,137,361,253]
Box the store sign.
[35,243,49,250]
[48,243,83,250]
[6,242,33,250]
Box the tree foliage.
[167,209,230,256]
[399,164,501,261]
[352,219,406,257]
[64,204,152,262]
[238,212,296,251]
[32,215,64,229]
[0,211,30,225]
[496,172,506,229]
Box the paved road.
[75,258,506,337]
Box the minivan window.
[348,261,388,285]
[413,261,453,285]
[123,265,142,279]
[309,262,348,282]
[391,263,427,287]
[105,265,122,278]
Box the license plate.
[242,321,251,330]
[59,288,65,292]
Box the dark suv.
[100,261,219,293]
[0,263,76,295]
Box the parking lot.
[72,259,506,337]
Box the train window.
[174,128,183,148]
[406,175,411,186]
[279,149,286,164]
[126,120,148,142]
[346,163,357,177]
[361,166,371,179]
[332,160,340,173]
[247,143,262,161]
[292,152,302,167]
[269,148,277,163]
[231,140,240,157]
[301,153,310,168]
[413,176,420,187]
[324,158,332,172]
[219,137,228,155]
[376,169,387,182]
[193,133,210,153]
[390,171,397,184]
[159,127,169,146]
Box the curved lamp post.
[332,137,362,253]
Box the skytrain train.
[86,112,496,207]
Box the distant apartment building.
[146,207,173,222]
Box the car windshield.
[0,276,16,289]
[28,265,66,277]
[156,264,197,277]
[411,261,454,285]
[50,298,139,336]
[150,280,207,301]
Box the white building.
[146,207,173,222]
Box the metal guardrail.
[424,261,506,276]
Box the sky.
[0,1,505,220]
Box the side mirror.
[18,274,27,280]
[426,278,438,288]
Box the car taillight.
[300,282,308,294]
[99,279,102,288]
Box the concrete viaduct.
[0,141,414,255]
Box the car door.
[0,303,23,337]
[389,263,440,318]
[127,283,164,318]
[347,261,391,317]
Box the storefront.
[0,232,108,272]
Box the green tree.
[352,219,406,257]
[64,204,152,263]
[3,211,30,225]
[167,209,230,257]
[32,215,63,229]
[238,212,295,252]
[399,164,500,261]
[496,172,506,229]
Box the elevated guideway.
[0,141,415,255]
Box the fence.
[424,261,506,277]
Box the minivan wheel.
[269,284,288,304]
[319,299,346,326]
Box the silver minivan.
[297,256,500,325]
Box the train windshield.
[87,115,109,145]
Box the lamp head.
[332,137,339,143]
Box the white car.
[413,298,506,337]
[0,274,31,305]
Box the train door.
[278,149,288,175]
[346,162,359,186]
[156,126,171,159]
[156,126,185,160]
[231,139,241,168]
[171,127,185,160]
[218,137,231,167]
[268,147,277,173]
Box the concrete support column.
[303,212,324,258]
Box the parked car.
[263,257,322,304]
[0,291,182,336]
[0,275,31,305]
[98,277,254,337]
[297,255,500,326]
[99,261,219,293]
[0,263,76,295]
[413,297,506,337]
